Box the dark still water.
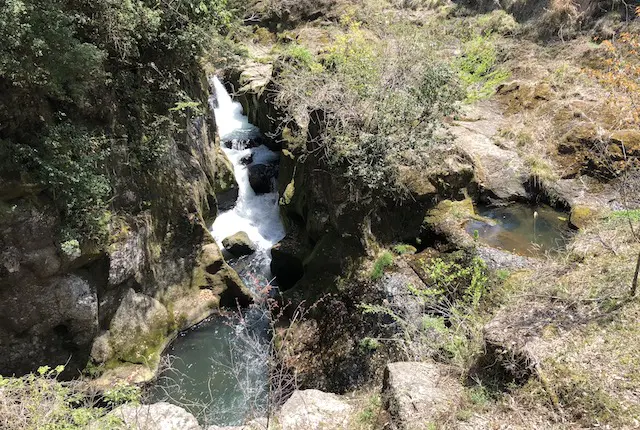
[466,204,571,255]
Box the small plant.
[362,253,491,368]
[60,239,81,258]
[359,337,381,351]
[284,44,318,70]
[104,382,142,407]
[392,244,417,255]
[370,252,394,280]
[0,365,123,429]
[357,393,382,426]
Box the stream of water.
[149,77,285,426]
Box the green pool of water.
[148,312,269,426]
[465,204,571,255]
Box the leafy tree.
[0,0,232,241]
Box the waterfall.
[210,76,285,291]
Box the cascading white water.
[210,77,285,272]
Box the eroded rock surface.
[97,402,201,430]
[383,361,462,430]
[279,389,353,430]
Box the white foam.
[209,77,285,252]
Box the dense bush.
[0,0,232,241]
[275,20,463,199]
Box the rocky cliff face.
[0,88,250,379]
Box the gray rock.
[222,232,257,257]
[90,331,113,364]
[452,104,528,201]
[383,361,462,430]
[24,245,61,278]
[475,245,536,271]
[109,289,169,364]
[100,402,202,430]
[279,389,353,430]
[108,228,147,287]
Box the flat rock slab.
[92,402,202,430]
[279,389,353,430]
[383,361,462,430]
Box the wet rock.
[279,389,353,430]
[215,148,237,194]
[96,402,202,430]
[191,243,254,308]
[239,153,253,165]
[248,163,278,194]
[383,361,462,430]
[222,231,257,257]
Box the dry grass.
[464,213,640,428]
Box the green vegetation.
[392,244,417,255]
[275,18,463,199]
[0,365,140,430]
[456,35,510,102]
[607,209,640,223]
[0,0,233,242]
[363,253,491,369]
[356,393,381,426]
[370,251,394,280]
[359,336,381,351]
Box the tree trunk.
[632,250,640,297]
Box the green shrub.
[359,336,381,351]
[392,244,418,255]
[0,365,138,430]
[370,251,394,280]
[477,10,519,35]
[456,35,510,102]
[276,21,463,199]
[362,253,491,369]
[284,44,319,69]
[0,0,233,243]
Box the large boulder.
[383,361,462,430]
[96,402,202,430]
[107,289,170,365]
[248,164,278,194]
[222,232,257,257]
[279,390,353,430]
[451,103,528,201]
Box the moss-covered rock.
[222,231,256,256]
[569,205,601,230]
[108,289,170,367]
